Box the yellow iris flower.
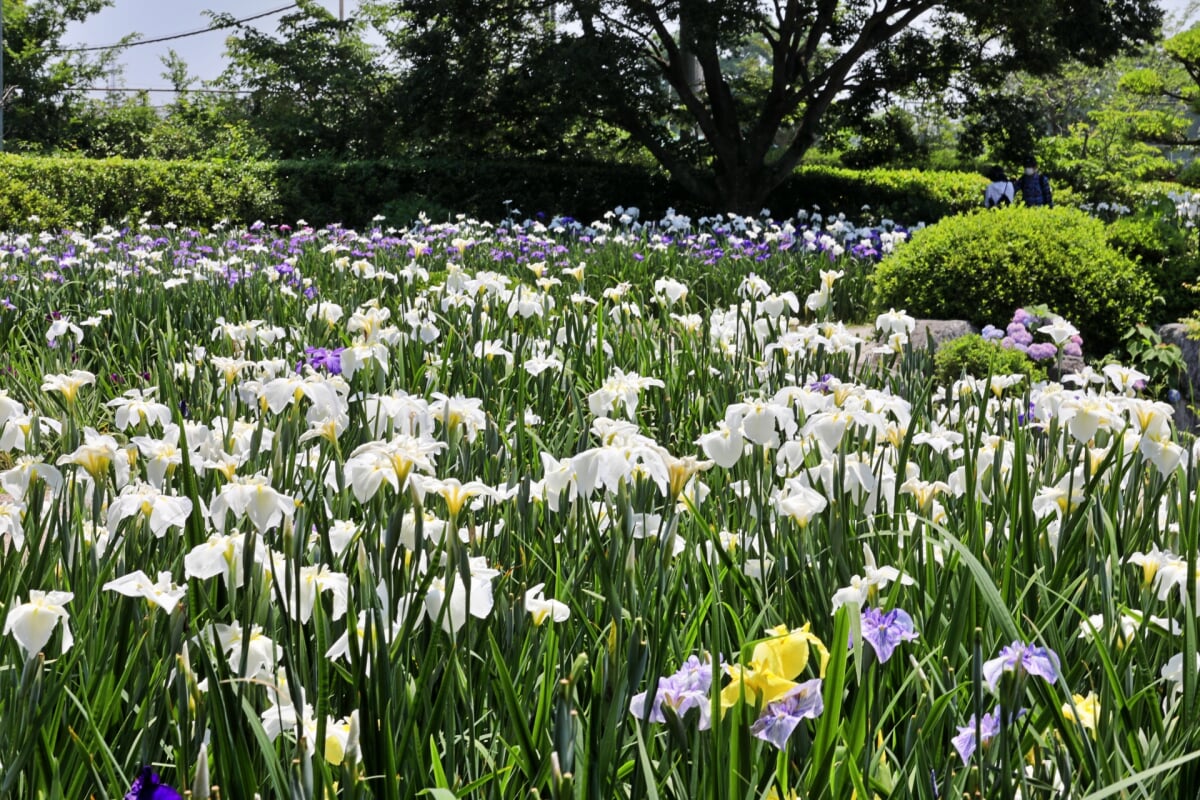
[720,623,829,710]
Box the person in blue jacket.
[1014,157,1052,207]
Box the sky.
[61,1,353,94]
[60,0,1200,98]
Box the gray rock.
[910,319,976,350]
[853,319,975,365]
[1157,323,1200,433]
[1048,353,1086,382]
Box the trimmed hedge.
[0,172,69,232]
[268,158,677,226]
[0,154,280,228]
[271,161,988,224]
[0,153,989,229]
[778,166,987,223]
[872,205,1155,354]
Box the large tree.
[361,0,609,159]
[1,0,123,149]
[377,0,1162,211]
[214,1,395,159]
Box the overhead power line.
[67,86,255,95]
[52,3,299,54]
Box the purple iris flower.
[629,655,718,730]
[982,641,1060,691]
[858,607,919,664]
[301,346,344,375]
[749,678,824,749]
[125,767,182,800]
[951,709,1002,763]
[808,374,835,393]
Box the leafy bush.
[1099,323,1189,402]
[872,205,1154,354]
[779,166,988,223]
[0,154,281,227]
[838,109,929,170]
[1175,160,1200,188]
[376,194,456,227]
[1040,118,1177,205]
[0,173,68,231]
[1106,208,1198,322]
[934,334,1047,384]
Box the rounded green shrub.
[872,205,1153,354]
[933,334,1046,385]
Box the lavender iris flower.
[951,709,1002,764]
[629,655,718,730]
[125,767,182,800]
[982,641,1060,691]
[858,607,919,664]
[808,374,835,393]
[749,678,824,749]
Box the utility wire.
[66,86,255,94]
[52,3,299,54]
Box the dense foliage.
[0,0,122,147]
[1105,201,1200,324]
[1,0,1171,210]
[0,153,279,227]
[372,0,1161,210]
[0,172,69,230]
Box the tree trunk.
[713,162,782,215]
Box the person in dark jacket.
[1014,157,1052,207]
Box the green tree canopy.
[368,0,1162,211]
[214,0,395,159]
[1,0,123,149]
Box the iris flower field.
[0,208,1197,799]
